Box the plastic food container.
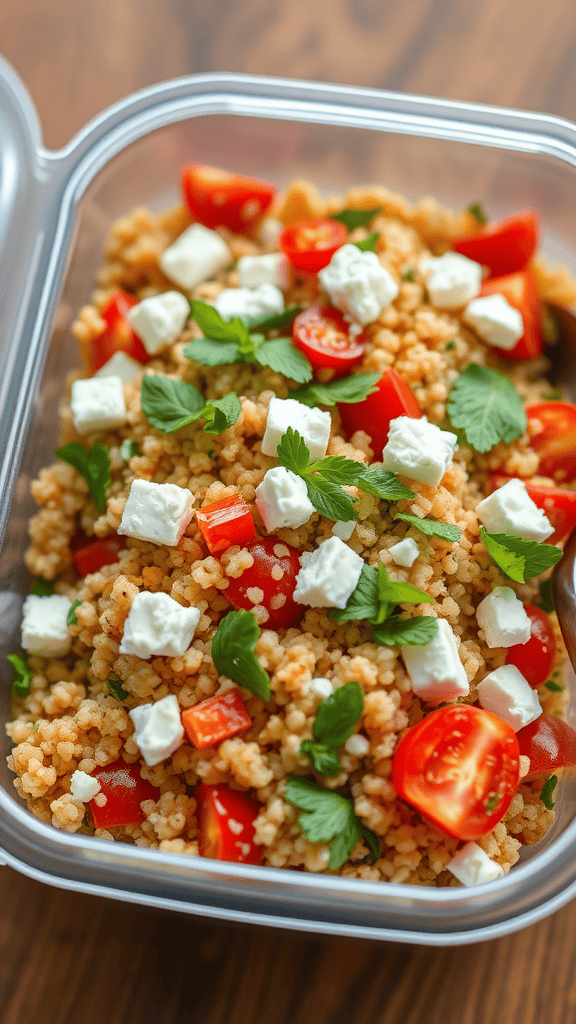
[3,57,576,945]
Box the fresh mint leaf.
[107,677,129,701]
[536,578,554,613]
[467,202,488,225]
[31,578,54,597]
[120,439,139,462]
[540,774,558,810]
[285,776,378,869]
[311,455,366,487]
[211,609,270,700]
[201,393,242,435]
[276,428,359,522]
[246,306,302,332]
[288,372,381,408]
[447,365,527,453]
[67,600,81,626]
[189,299,251,348]
[306,476,357,522]
[331,206,382,231]
[254,336,313,383]
[358,466,415,502]
[374,566,434,623]
[372,615,438,646]
[276,427,311,475]
[183,338,241,366]
[7,653,32,698]
[480,528,562,583]
[330,564,380,623]
[545,679,563,692]
[141,376,241,435]
[402,267,416,282]
[300,742,342,777]
[56,442,110,513]
[395,512,461,543]
[354,232,379,252]
[312,681,364,748]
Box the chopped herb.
[540,775,558,810]
[394,512,461,543]
[545,680,563,692]
[55,442,111,513]
[330,206,382,231]
[354,232,380,252]
[207,450,215,460]
[330,564,435,646]
[32,721,39,732]
[542,312,559,345]
[467,202,488,225]
[140,376,241,435]
[541,389,563,402]
[67,600,82,626]
[7,653,32,698]
[83,814,96,834]
[402,267,416,282]
[288,372,381,408]
[301,682,364,776]
[285,777,379,869]
[120,439,139,461]
[211,610,271,700]
[484,791,501,812]
[31,578,54,597]
[536,578,554,613]
[447,365,527,453]
[107,677,129,701]
[480,527,562,583]
[445,340,456,352]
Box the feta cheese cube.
[129,694,184,767]
[255,466,315,531]
[463,293,524,350]
[332,520,356,541]
[94,351,143,382]
[477,664,542,731]
[261,397,331,461]
[119,591,201,659]
[476,586,531,648]
[256,216,283,252]
[294,536,364,609]
[381,416,458,487]
[70,376,127,435]
[127,291,190,355]
[159,224,231,290]
[389,537,419,567]
[21,594,73,657]
[237,253,290,290]
[476,478,554,542]
[213,283,284,322]
[118,479,194,546]
[447,843,504,886]
[309,677,334,699]
[400,618,469,704]
[420,252,482,309]
[318,243,399,325]
[70,770,101,803]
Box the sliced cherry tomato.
[89,291,150,373]
[392,705,520,841]
[505,604,556,689]
[196,495,256,555]
[182,690,252,749]
[72,535,123,577]
[196,783,262,864]
[337,368,422,460]
[526,402,576,483]
[492,473,576,544]
[479,270,543,359]
[89,759,160,829]
[292,304,365,378]
[452,210,539,278]
[279,218,348,273]
[223,536,302,630]
[181,164,275,233]
[517,714,576,780]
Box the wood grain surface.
[2,2,576,1022]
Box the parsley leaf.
[301,682,364,775]
[107,677,129,701]
[299,742,342,777]
[331,206,382,231]
[467,201,488,225]
[285,777,378,869]
[545,679,563,692]
[480,528,562,583]
[141,376,241,435]
[277,428,362,522]
[447,366,527,453]
[67,600,81,626]
[331,564,432,632]
[329,564,380,623]
[402,267,416,282]
[357,466,415,502]
[540,775,558,810]
[246,306,302,332]
[56,442,110,513]
[536,578,554,613]
[31,578,54,597]
[120,439,139,462]
[7,653,32,698]
[371,615,438,646]
[288,372,381,408]
[211,610,271,700]
[354,232,379,252]
[394,512,461,543]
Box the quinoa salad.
[6,166,576,888]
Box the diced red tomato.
[181,164,275,233]
[72,535,123,577]
[516,714,576,780]
[292,304,365,378]
[89,759,160,829]
[182,690,252,749]
[279,218,348,273]
[223,536,302,630]
[452,210,539,278]
[526,402,576,483]
[337,368,422,460]
[196,783,262,864]
[196,495,256,555]
[479,270,543,360]
[89,291,150,373]
[505,604,556,689]
[392,705,520,841]
[492,473,576,544]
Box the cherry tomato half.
[479,270,543,360]
[492,473,576,544]
[89,291,150,373]
[517,714,576,780]
[89,759,160,829]
[195,495,256,555]
[527,402,576,483]
[223,536,302,631]
[196,783,262,864]
[452,210,539,278]
[182,690,252,749]
[392,705,520,841]
[338,368,422,460]
[505,604,556,689]
[279,218,348,273]
[291,304,365,378]
[72,535,123,577]
[181,164,275,233]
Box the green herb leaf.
[445,340,456,352]
[480,528,562,583]
[331,206,382,231]
[254,336,313,383]
[288,372,381,408]
[312,455,366,487]
[141,376,241,435]
[7,653,32,698]
[67,600,82,626]
[357,466,415,502]
[55,442,111,513]
[183,337,242,366]
[372,615,438,647]
[246,306,303,332]
[331,564,432,627]
[536,578,554,613]
[447,366,527,453]
[211,609,271,700]
[31,578,54,597]
[545,679,563,692]
[276,427,311,475]
[354,232,379,252]
[200,393,242,435]
[467,202,488,225]
[300,741,342,777]
[189,299,252,348]
[402,267,416,282]
[541,388,562,402]
[32,721,39,731]
[375,565,434,622]
[276,428,359,522]
[312,681,364,748]
[285,777,378,869]
[395,512,461,543]
[120,439,139,461]
[306,477,358,522]
[107,677,129,701]
[540,775,558,810]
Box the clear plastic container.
[2,57,576,945]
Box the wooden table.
[2,3,576,1021]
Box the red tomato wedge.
[505,604,556,689]
[337,368,422,460]
[196,495,256,555]
[492,473,576,544]
[182,691,252,750]
[196,783,262,864]
[89,291,150,372]
[223,536,302,630]
[479,270,544,359]
[516,714,576,781]
[89,760,160,829]
[72,535,123,577]
[292,304,366,378]
[452,210,539,278]
[279,218,348,273]
[392,705,520,841]
[526,402,576,483]
[181,164,275,232]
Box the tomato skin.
[492,473,576,544]
[89,291,150,372]
[526,402,576,483]
[196,495,256,555]
[72,535,123,577]
[181,164,275,233]
[196,783,262,864]
[279,218,348,273]
[452,210,539,278]
[89,759,160,828]
[516,714,576,780]
[505,604,556,689]
[292,304,365,378]
[182,691,252,749]
[479,271,543,359]
[223,536,302,630]
[392,705,520,841]
[337,368,422,460]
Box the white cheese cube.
[476,478,554,542]
[261,397,331,461]
[255,466,315,531]
[119,591,201,659]
[213,283,284,322]
[94,351,143,382]
[21,594,73,657]
[70,376,127,435]
[237,253,290,290]
[309,677,334,699]
[127,291,190,355]
[293,536,364,609]
[420,252,482,309]
[400,618,469,704]
[389,537,419,567]
[70,770,101,802]
[159,224,231,290]
[381,416,458,487]
[118,479,194,547]
[447,843,504,886]
[477,664,542,731]
[318,243,399,326]
[463,293,523,350]
[476,586,531,648]
[256,216,283,252]
[332,520,355,541]
[129,694,184,767]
